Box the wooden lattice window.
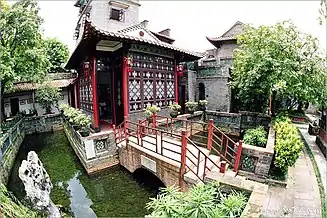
[128,52,175,112]
[79,70,93,112]
[110,8,123,21]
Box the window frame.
[110,7,123,21]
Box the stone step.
[184,154,222,185]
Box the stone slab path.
[297,124,327,195]
[262,128,322,217]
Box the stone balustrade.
[63,119,119,174]
[0,119,25,184]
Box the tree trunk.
[271,91,277,116]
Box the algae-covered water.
[8,131,160,217]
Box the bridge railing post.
[234,140,243,172]
[112,124,116,143]
[207,119,213,150]
[124,116,128,146]
[180,129,187,177]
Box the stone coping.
[156,111,203,125]
[206,110,240,117]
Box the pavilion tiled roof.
[5,78,76,94]
[89,21,203,58]
[65,19,203,69]
[206,21,244,46]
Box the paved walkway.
[262,125,322,217]
[297,124,327,195]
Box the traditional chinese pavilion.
[66,0,202,131]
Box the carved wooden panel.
[128,51,175,112]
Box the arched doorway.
[199,83,205,100]
[132,168,166,193]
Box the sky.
[37,0,326,54]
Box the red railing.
[154,114,209,147]
[113,121,126,145]
[181,134,223,182]
[124,120,183,163]
[114,114,243,184]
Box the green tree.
[43,38,69,73]
[319,0,327,25]
[231,20,327,113]
[36,82,61,114]
[0,0,49,115]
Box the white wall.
[89,0,140,32]
[4,90,69,117]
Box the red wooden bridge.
[113,114,243,186]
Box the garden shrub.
[146,182,248,218]
[243,126,267,147]
[273,118,303,172]
[0,183,38,218]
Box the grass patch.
[298,129,327,218]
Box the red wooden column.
[234,140,243,172]
[174,61,179,103]
[179,129,187,188]
[122,57,129,118]
[92,56,99,129]
[207,119,214,150]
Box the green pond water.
[8,131,161,217]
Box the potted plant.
[59,104,69,114]
[78,114,92,137]
[21,110,27,117]
[198,100,208,111]
[308,120,319,135]
[144,105,160,122]
[71,111,85,130]
[168,102,181,118]
[185,101,198,114]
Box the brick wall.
[119,144,181,187]
[196,77,231,112]
[206,110,271,135]
[239,127,275,178]
[187,70,197,101]
[217,42,238,58]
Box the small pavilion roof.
[206,21,244,48]
[66,19,204,69]
[5,78,76,94]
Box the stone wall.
[0,119,25,185]
[63,120,119,174]
[119,143,182,188]
[206,110,271,136]
[240,111,271,133]
[24,114,63,135]
[90,0,140,32]
[187,70,197,101]
[239,127,275,179]
[196,77,230,112]
[217,42,238,58]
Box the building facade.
[3,73,76,118]
[67,0,202,131]
[182,21,243,112]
